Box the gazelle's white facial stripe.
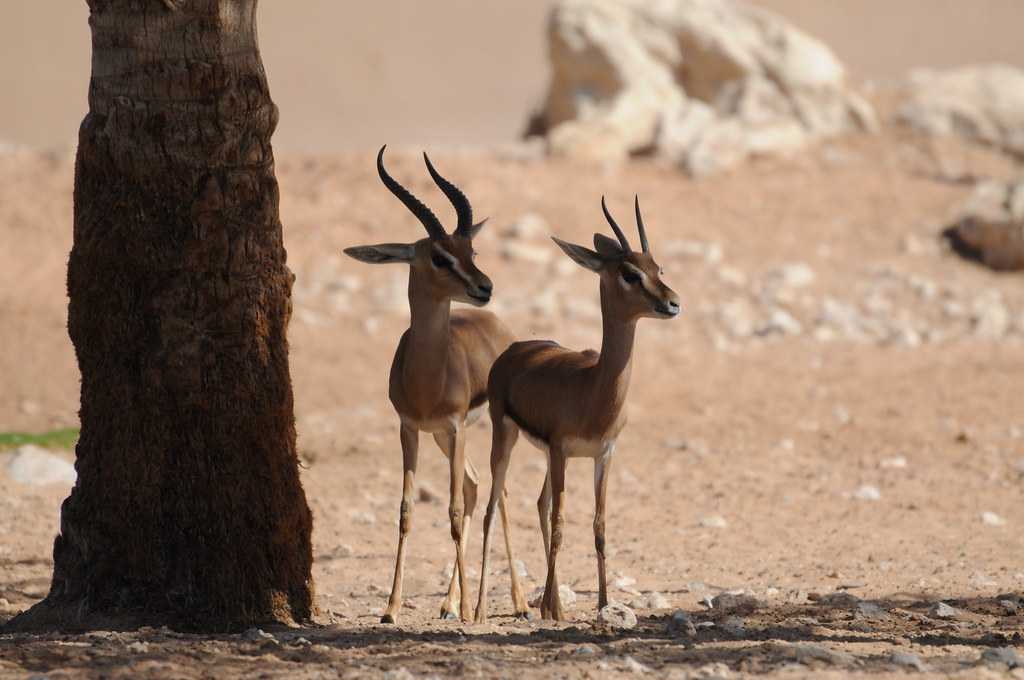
[432,245,475,288]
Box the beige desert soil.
[2,117,1024,675]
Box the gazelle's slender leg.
[498,489,529,617]
[435,427,472,621]
[475,415,518,622]
[542,444,568,621]
[594,450,613,610]
[381,424,419,624]
[436,431,478,621]
[537,469,552,569]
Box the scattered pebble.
[383,668,416,680]
[710,593,762,615]
[880,456,907,469]
[853,485,881,501]
[719,616,746,637]
[981,511,1006,526]
[528,584,576,607]
[126,641,149,654]
[573,643,600,657]
[597,602,637,630]
[417,481,442,504]
[785,642,855,667]
[667,609,697,637]
[349,510,376,525]
[699,515,728,529]
[930,601,959,619]
[612,574,637,589]
[979,647,1023,669]
[890,651,928,672]
[855,601,888,620]
[242,628,276,642]
[623,656,650,674]
[4,445,76,486]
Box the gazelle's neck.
[405,274,451,398]
[595,284,637,398]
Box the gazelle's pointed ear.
[593,233,624,258]
[343,243,416,264]
[464,218,488,240]
[551,236,604,271]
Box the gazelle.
[475,196,680,622]
[344,146,528,623]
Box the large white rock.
[5,445,76,486]
[898,64,1024,156]
[538,0,876,174]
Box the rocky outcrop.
[534,0,876,175]
[898,64,1024,158]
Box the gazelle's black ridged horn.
[423,152,474,237]
[634,195,650,254]
[377,145,446,240]
[601,195,631,252]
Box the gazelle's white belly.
[402,402,485,435]
[511,418,614,460]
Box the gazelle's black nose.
[478,281,493,295]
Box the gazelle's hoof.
[514,610,535,621]
[440,608,459,621]
[380,613,397,624]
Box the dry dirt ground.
[2,119,1024,678]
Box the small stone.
[758,308,803,336]
[700,515,728,529]
[980,647,1023,669]
[597,602,637,630]
[981,511,1006,526]
[711,593,762,615]
[788,642,855,667]
[622,656,650,674]
[818,591,860,607]
[767,262,816,289]
[853,485,881,501]
[126,641,149,653]
[4,445,76,486]
[528,584,577,607]
[930,601,959,619]
[502,213,549,240]
[573,643,600,656]
[719,616,746,637]
[383,668,416,680]
[501,241,553,264]
[513,559,528,578]
[856,601,888,620]
[667,609,697,637]
[242,627,275,642]
[719,299,757,338]
[417,481,442,504]
[999,599,1020,615]
[890,651,928,672]
[612,574,637,590]
[833,406,851,425]
[349,510,376,525]
[880,456,907,469]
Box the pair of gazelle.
[345,147,681,624]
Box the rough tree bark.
[8,0,314,630]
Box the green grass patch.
[0,427,79,452]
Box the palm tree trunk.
[8,0,314,631]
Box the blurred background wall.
[2,1,1023,152]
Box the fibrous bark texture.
[9,0,314,631]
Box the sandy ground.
[2,102,1024,677]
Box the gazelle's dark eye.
[432,254,452,269]
[621,269,641,285]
